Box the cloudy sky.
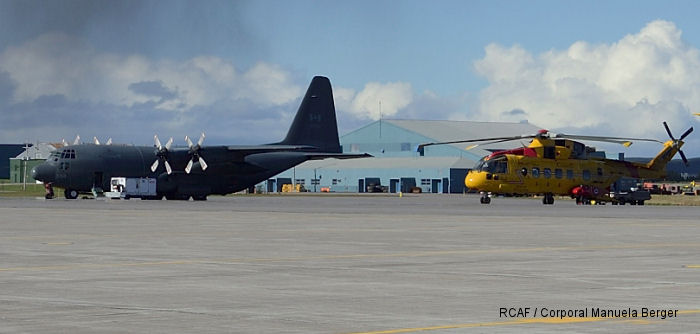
[1,0,699,157]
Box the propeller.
[184,133,208,174]
[151,135,173,174]
[663,121,693,166]
[93,137,113,145]
[72,135,81,146]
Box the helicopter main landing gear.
[479,192,491,204]
[542,193,554,205]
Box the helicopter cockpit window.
[475,156,508,174]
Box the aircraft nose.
[465,171,485,190]
[32,164,56,183]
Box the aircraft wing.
[225,145,372,159]
[303,153,373,160]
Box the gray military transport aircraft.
[32,76,370,200]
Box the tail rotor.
[663,121,693,166]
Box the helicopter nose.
[32,164,56,183]
[465,171,486,190]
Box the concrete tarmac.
[1,194,699,333]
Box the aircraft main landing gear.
[542,193,554,205]
[64,189,79,199]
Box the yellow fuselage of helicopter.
[465,139,680,198]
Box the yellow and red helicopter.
[419,122,693,205]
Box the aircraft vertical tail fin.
[277,76,342,153]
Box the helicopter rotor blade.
[418,134,535,151]
[680,127,694,140]
[552,134,662,146]
[663,121,675,140]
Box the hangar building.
[268,119,541,193]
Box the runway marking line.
[2,242,700,272]
[345,310,700,334]
[685,265,700,268]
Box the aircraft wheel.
[64,189,79,199]
[638,200,645,206]
[480,196,491,204]
[192,195,207,201]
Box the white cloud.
[335,81,413,120]
[474,20,700,139]
[0,32,301,112]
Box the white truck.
[105,177,157,199]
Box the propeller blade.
[680,127,694,140]
[199,157,208,171]
[679,150,689,166]
[105,138,112,145]
[165,137,173,150]
[165,160,172,175]
[663,121,675,140]
[185,159,193,174]
[154,135,162,149]
[150,159,159,172]
[61,138,68,147]
[197,132,205,147]
[73,135,80,145]
[185,135,194,148]
[93,137,100,145]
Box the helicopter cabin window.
[597,167,603,176]
[543,146,556,159]
[543,168,552,178]
[582,170,591,180]
[520,167,527,176]
[566,169,574,179]
[555,168,563,179]
[532,167,540,178]
[475,156,508,174]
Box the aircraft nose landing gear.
[479,192,491,204]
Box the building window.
[311,179,320,185]
[421,179,431,185]
[295,179,305,185]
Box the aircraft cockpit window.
[60,149,76,159]
[476,157,507,174]
[50,151,60,162]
